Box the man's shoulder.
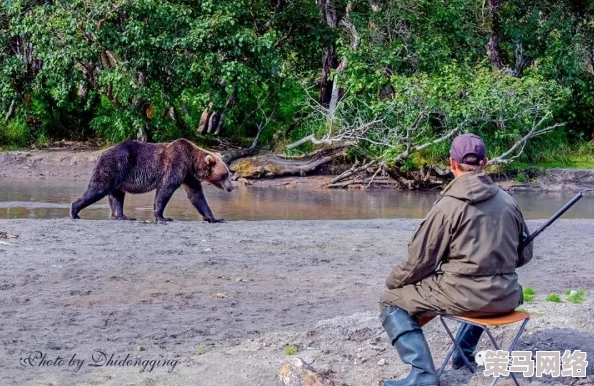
[433,195,465,211]
[493,187,523,210]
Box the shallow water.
[0,179,592,221]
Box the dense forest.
[1,0,594,170]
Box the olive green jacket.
[383,171,533,316]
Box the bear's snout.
[225,185,235,192]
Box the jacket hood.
[442,171,499,204]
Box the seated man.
[379,134,533,386]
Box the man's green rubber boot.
[381,306,440,386]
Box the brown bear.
[70,139,234,222]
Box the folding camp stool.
[437,311,531,386]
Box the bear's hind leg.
[71,183,112,219]
[108,190,136,221]
[154,184,177,222]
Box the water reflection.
[0,179,592,221]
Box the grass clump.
[564,289,586,304]
[545,294,562,303]
[285,345,298,356]
[523,287,536,303]
[197,347,206,355]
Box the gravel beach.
[0,219,593,385]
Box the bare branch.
[489,113,565,165]
[340,18,360,50]
[273,24,294,49]
[329,159,377,184]
[366,162,385,188]
[286,134,352,150]
[395,125,462,162]
[286,118,383,150]
[249,122,265,151]
[5,99,16,121]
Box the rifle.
[519,192,583,252]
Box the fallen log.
[230,153,339,179]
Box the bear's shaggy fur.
[70,139,234,222]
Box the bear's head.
[204,154,235,192]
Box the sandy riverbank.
[0,219,592,385]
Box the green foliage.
[1,0,593,166]
[284,345,298,356]
[565,289,586,304]
[523,287,536,303]
[1,0,323,145]
[545,294,562,303]
[0,117,29,146]
[516,172,527,183]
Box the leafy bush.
[516,173,527,183]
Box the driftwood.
[326,160,452,190]
[278,357,335,386]
[229,144,345,179]
[328,159,377,185]
[230,152,340,179]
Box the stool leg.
[505,319,529,386]
[484,329,502,386]
[438,317,476,377]
[486,319,529,386]
[509,319,529,353]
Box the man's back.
[381,170,533,317]
[438,170,532,276]
[432,171,533,316]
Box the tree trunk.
[318,0,338,27]
[319,47,339,107]
[591,108,594,141]
[317,0,340,107]
[590,49,594,140]
[207,112,220,134]
[487,0,504,69]
[197,109,211,135]
[214,91,237,136]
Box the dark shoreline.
[1,148,593,193]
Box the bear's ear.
[205,154,217,166]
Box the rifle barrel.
[519,192,583,251]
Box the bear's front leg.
[183,177,224,223]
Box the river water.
[0,179,592,221]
